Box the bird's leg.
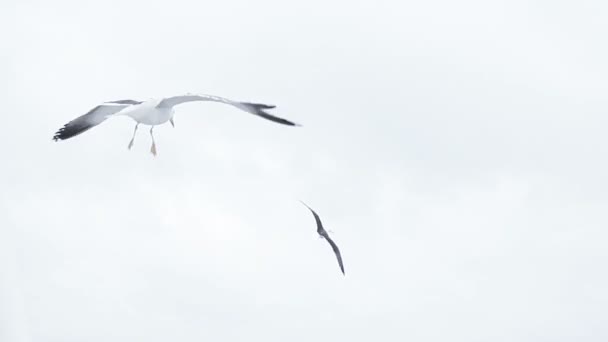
[127,123,139,150]
[170,117,175,128]
[150,126,157,156]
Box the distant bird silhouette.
[300,201,345,275]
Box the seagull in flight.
[53,93,299,156]
[300,201,345,275]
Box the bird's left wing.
[325,235,345,275]
[300,201,325,233]
[157,93,299,126]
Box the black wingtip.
[253,103,276,110]
[52,121,94,141]
[52,128,66,141]
[241,102,301,127]
[241,102,275,110]
[52,126,73,141]
[298,200,313,211]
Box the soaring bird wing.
[299,201,325,235]
[53,102,132,141]
[156,93,299,126]
[324,235,345,275]
[300,201,345,275]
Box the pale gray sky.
[2,0,608,341]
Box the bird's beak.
[170,118,175,128]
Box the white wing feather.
[157,93,299,126]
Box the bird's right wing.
[325,236,345,275]
[53,103,130,141]
[157,93,300,126]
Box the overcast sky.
[2,0,608,341]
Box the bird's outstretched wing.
[53,102,131,141]
[157,93,300,126]
[300,200,325,234]
[300,201,345,275]
[325,235,345,275]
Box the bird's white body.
[118,99,175,126]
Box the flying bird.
[53,93,299,156]
[300,201,345,275]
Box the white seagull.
[53,93,299,156]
